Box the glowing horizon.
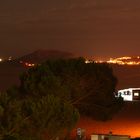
[94,56,140,66]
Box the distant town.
[0,56,140,66]
[89,56,140,65]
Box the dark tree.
[0,92,79,140]
[0,58,123,140]
[19,58,123,120]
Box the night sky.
[1,0,140,60]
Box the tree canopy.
[19,57,123,120]
[0,92,79,140]
[0,57,123,140]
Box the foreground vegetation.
[0,58,123,140]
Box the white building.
[91,133,130,140]
[116,88,140,101]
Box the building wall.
[91,135,98,140]
[91,134,130,140]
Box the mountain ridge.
[13,49,75,64]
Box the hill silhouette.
[14,49,75,64]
